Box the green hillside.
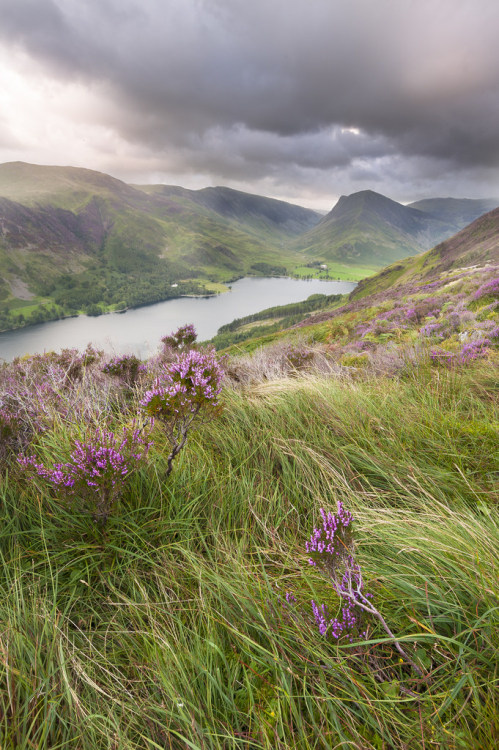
[0,163,319,331]
[137,184,321,242]
[351,205,499,300]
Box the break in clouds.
[1,0,499,207]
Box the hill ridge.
[0,161,497,334]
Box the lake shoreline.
[0,277,357,362]
[0,289,223,336]
[0,272,365,336]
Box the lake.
[0,277,356,361]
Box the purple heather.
[18,424,152,521]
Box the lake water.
[0,277,356,361]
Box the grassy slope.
[0,355,497,749]
[2,201,498,748]
[1,187,498,745]
[350,206,499,301]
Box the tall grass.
[0,361,498,748]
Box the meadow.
[0,314,497,749]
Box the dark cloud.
[0,0,498,205]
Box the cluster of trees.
[0,303,66,332]
[217,294,340,334]
[0,259,211,332]
[212,293,342,348]
[250,262,287,276]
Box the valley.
[0,161,497,334]
[1,193,497,749]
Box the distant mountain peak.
[296,189,499,268]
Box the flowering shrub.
[419,322,443,338]
[430,338,491,367]
[306,504,365,641]
[0,364,57,463]
[161,324,197,352]
[305,503,423,673]
[0,346,116,433]
[55,345,102,382]
[0,402,34,467]
[102,354,144,387]
[141,348,224,475]
[473,277,499,302]
[411,297,444,322]
[19,424,152,522]
[489,325,499,342]
[459,339,490,363]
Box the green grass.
[0,359,497,748]
[292,263,375,281]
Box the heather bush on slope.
[19,423,152,522]
[141,346,225,475]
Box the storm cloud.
[1,0,498,207]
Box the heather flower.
[306,503,354,570]
[141,348,224,475]
[305,504,423,673]
[102,354,144,387]
[19,423,152,522]
[459,339,490,363]
[473,277,499,301]
[161,324,197,352]
[306,503,364,641]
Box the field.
[0,334,497,749]
[292,263,376,281]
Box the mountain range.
[0,161,497,331]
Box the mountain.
[351,205,499,300]
[295,189,498,267]
[136,184,320,240]
[1,161,497,335]
[0,162,320,330]
[407,197,498,226]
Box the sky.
[0,0,498,211]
